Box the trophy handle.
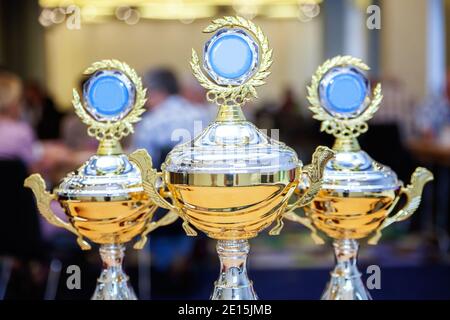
[294,146,335,208]
[129,149,198,237]
[133,209,179,249]
[284,209,325,245]
[368,167,434,245]
[24,174,91,250]
[269,146,334,239]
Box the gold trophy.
[282,56,434,300]
[130,16,334,300]
[24,60,175,300]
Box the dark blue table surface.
[153,265,450,300]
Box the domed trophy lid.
[307,56,400,192]
[55,60,148,199]
[164,17,298,177]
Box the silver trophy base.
[321,239,371,300]
[91,244,137,300]
[211,240,258,300]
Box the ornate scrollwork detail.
[307,55,383,139]
[190,16,273,107]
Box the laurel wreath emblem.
[72,59,147,141]
[307,55,383,139]
[190,16,273,106]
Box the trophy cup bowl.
[54,159,153,245]
[284,56,434,300]
[24,60,175,300]
[308,189,398,240]
[302,151,401,241]
[130,16,334,300]
[164,172,297,240]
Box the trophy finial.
[190,16,273,108]
[72,59,147,155]
[307,55,383,149]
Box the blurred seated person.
[0,71,37,166]
[132,68,208,168]
[23,80,64,140]
[181,74,216,122]
[61,78,97,152]
[0,71,86,175]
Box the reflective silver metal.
[321,239,371,300]
[92,244,137,300]
[211,240,257,300]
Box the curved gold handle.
[292,146,335,208]
[24,174,91,250]
[368,167,434,245]
[268,146,334,238]
[129,149,198,237]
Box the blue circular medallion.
[209,34,253,79]
[83,70,135,121]
[319,67,369,118]
[204,29,259,85]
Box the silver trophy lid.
[164,120,299,174]
[321,150,399,192]
[308,56,401,192]
[55,155,144,198]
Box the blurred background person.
[23,80,64,141]
[132,68,209,168]
[181,74,216,123]
[0,71,88,175]
[131,67,209,297]
[0,71,36,166]
[60,78,97,153]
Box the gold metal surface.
[307,55,383,142]
[332,137,361,152]
[191,16,272,107]
[72,59,147,155]
[165,170,297,187]
[129,149,196,236]
[215,105,246,122]
[272,146,335,237]
[368,167,434,244]
[24,174,91,250]
[131,147,301,240]
[305,189,399,240]
[59,192,154,244]
[167,182,297,240]
[288,146,335,209]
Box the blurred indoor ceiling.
[38,0,324,25]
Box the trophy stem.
[211,239,258,300]
[321,239,371,300]
[91,244,137,300]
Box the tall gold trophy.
[282,56,434,300]
[130,16,334,300]
[24,60,175,300]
